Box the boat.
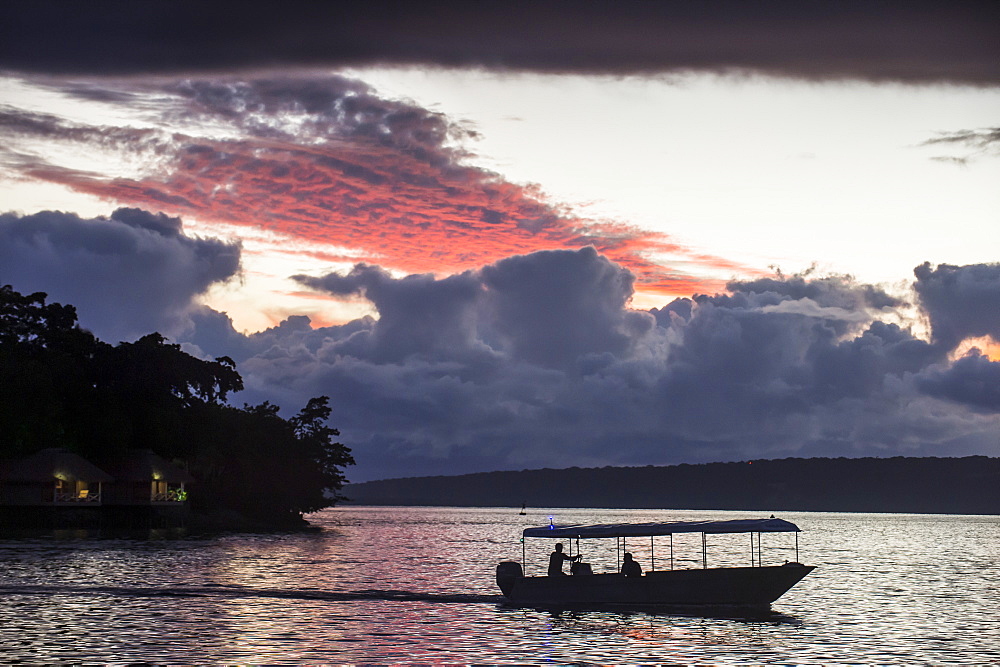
[496,517,814,610]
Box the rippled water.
[1,507,998,663]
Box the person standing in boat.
[548,543,580,576]
[621,552,643,577]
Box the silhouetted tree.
[184,398,354,523]
[0,286,354,526]
[91,333,243,459]
[291,396,355,504]
[0,285,102,457]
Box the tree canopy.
[0,285,353,525]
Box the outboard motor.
[496,561,523,597]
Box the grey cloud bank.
[204,249,999,481]
[0,208,240,343]
[2,208,998,482]
[2,1,998,85]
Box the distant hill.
[344,456,1000,515]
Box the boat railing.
[520,518,802,575]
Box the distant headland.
[344,456,1000,515]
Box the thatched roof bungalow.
[0,448,113,505]
[100,450,194,505]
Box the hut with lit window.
[100,449,194,506]
[0,448,113,506]
[0,448,113,527]
[99,449,194,527]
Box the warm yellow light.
[953,336,1000,362]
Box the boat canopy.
[522,517,800,539]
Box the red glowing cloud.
[3,76,759,300]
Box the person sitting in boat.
[548,543,580,576]
[621,552,643,577]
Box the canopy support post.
[758,532,763,566]
[795,531,799,563]
[670,534,674,570]
[650,535,654,572]
[702,532,707,569]
[750,532,755,567]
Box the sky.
[1,1,999,481]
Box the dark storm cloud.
[729,273,905,311]
[0,208,240,342]
[2,1,998,84]
[168,77,474,163]
[479,247,654,369]
[174,252,1000,480]
[918,351,1000,412]
[640,279,940,454]
[5,208,995,480]
[296,264,488,365]
[293,247,653,370]
[914,262,1000,349]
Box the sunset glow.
[954,336,1000,363]
[2,2,997,481]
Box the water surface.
[1,507,997,662]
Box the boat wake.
[1,584,802,622]
[0,584,504,605]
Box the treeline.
[0,285,353,526]
[345,456,1000,515]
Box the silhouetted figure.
[621,552,642,577]
[548,543,580,576]
[519,503,526,515]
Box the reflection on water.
[1,507,998,663]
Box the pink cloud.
[3,77,764,300]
